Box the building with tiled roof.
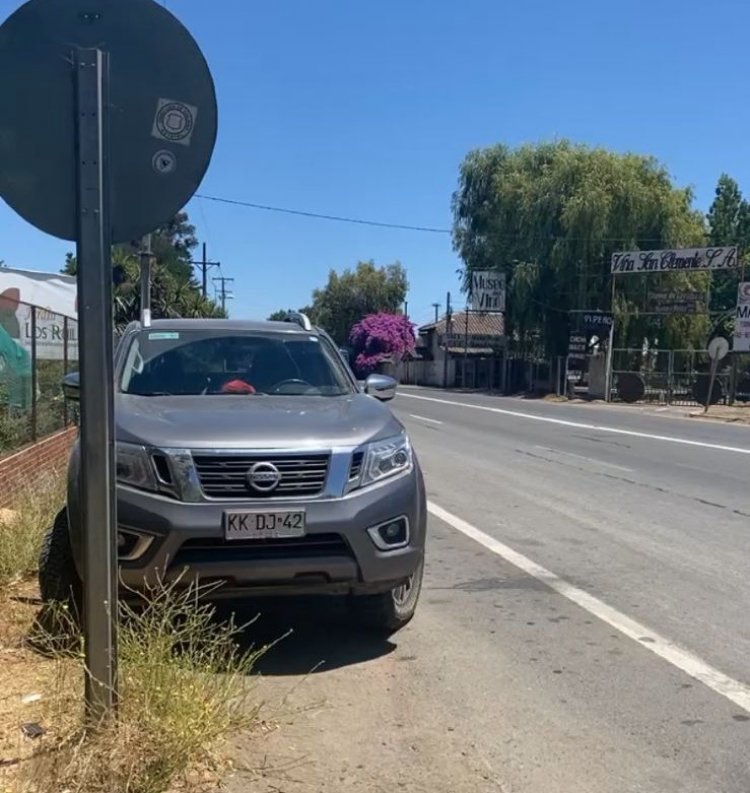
[400,311,506,388]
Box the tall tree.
[707,174,747,246]
[706,174,750,322]
[62,212,224,325]
[308,260,408,344]
[452,141,708,355]
[123,211,198,284]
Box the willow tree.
[452,141,708,356]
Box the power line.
[194,191,714,245]
[195,193,452,234]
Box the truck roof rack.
[284,311,313,331]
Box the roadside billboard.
[582,311,613,334]
[647,290,704,314]
[610,246,738,275]
[734,282,750,352]
[0,267,78,361]
[469,271,506,313]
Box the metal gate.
[611,348,750,406]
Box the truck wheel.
[37,508,82,635]
[349,561,424,635]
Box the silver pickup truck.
[39,312,426,634]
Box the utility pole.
[404,300,408,318]
[443,291,452,389]
[213,276,234,313]
[190,243,220,299]
[139,234,154,328]
[432,303,440,323]
[463,298,470,389]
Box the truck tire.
[349,561,424,635]
[37,508,82,633]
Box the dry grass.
[0,472,268,793]
[3,580,267,793]
[0,470,66,588]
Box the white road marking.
[401,393,750,455]
[534,445,634,472]
[408,414,444,426]
[428,500,750,714]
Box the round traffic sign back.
[0,0,217,243]
[707,336,730,362]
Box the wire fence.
[611,348,750,406]
[0,301,78,455]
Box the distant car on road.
[40,312,426,633]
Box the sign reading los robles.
[611,246,738,275]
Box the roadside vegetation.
[0,473,267,793]
[0,470,64,588]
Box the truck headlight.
[360,434,413,487]
[116,443,157,491]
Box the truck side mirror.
[62,371,80,402]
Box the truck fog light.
[367,517,409,550]
[116,529,153,562]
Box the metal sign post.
[75,48,118,719]
[139,235,153,328]
[705,337,729,414]
[604,317,616,402]
[0,0,218,724]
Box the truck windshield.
[119,329,354,397]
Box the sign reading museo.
[470,271,506,312]
[611,246,738,275]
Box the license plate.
[224,510,306,540]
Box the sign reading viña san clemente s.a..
[611,246,738,275]
[470,271,506,312]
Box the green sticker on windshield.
[148,332,179,340]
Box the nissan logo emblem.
[247,462,282,493]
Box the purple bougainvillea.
[349,313,416,377]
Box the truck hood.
[115,393,403,450]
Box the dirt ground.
[0,583,57,789]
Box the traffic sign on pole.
[0,0,218,722]
[0,0,218,243]
[704,337,730,415]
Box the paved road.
[230,390,750,793]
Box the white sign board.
[734,282,750,352]
[0,267,78,360]
[611,246,738,275]
[470,271,505,312]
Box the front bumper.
[110,466,426,597]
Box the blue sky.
[1,0,749,327]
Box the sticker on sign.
[152,150,177,174]
[151,98,198,147]
[469,271,505,313]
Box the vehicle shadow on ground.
[218,596,398,677]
